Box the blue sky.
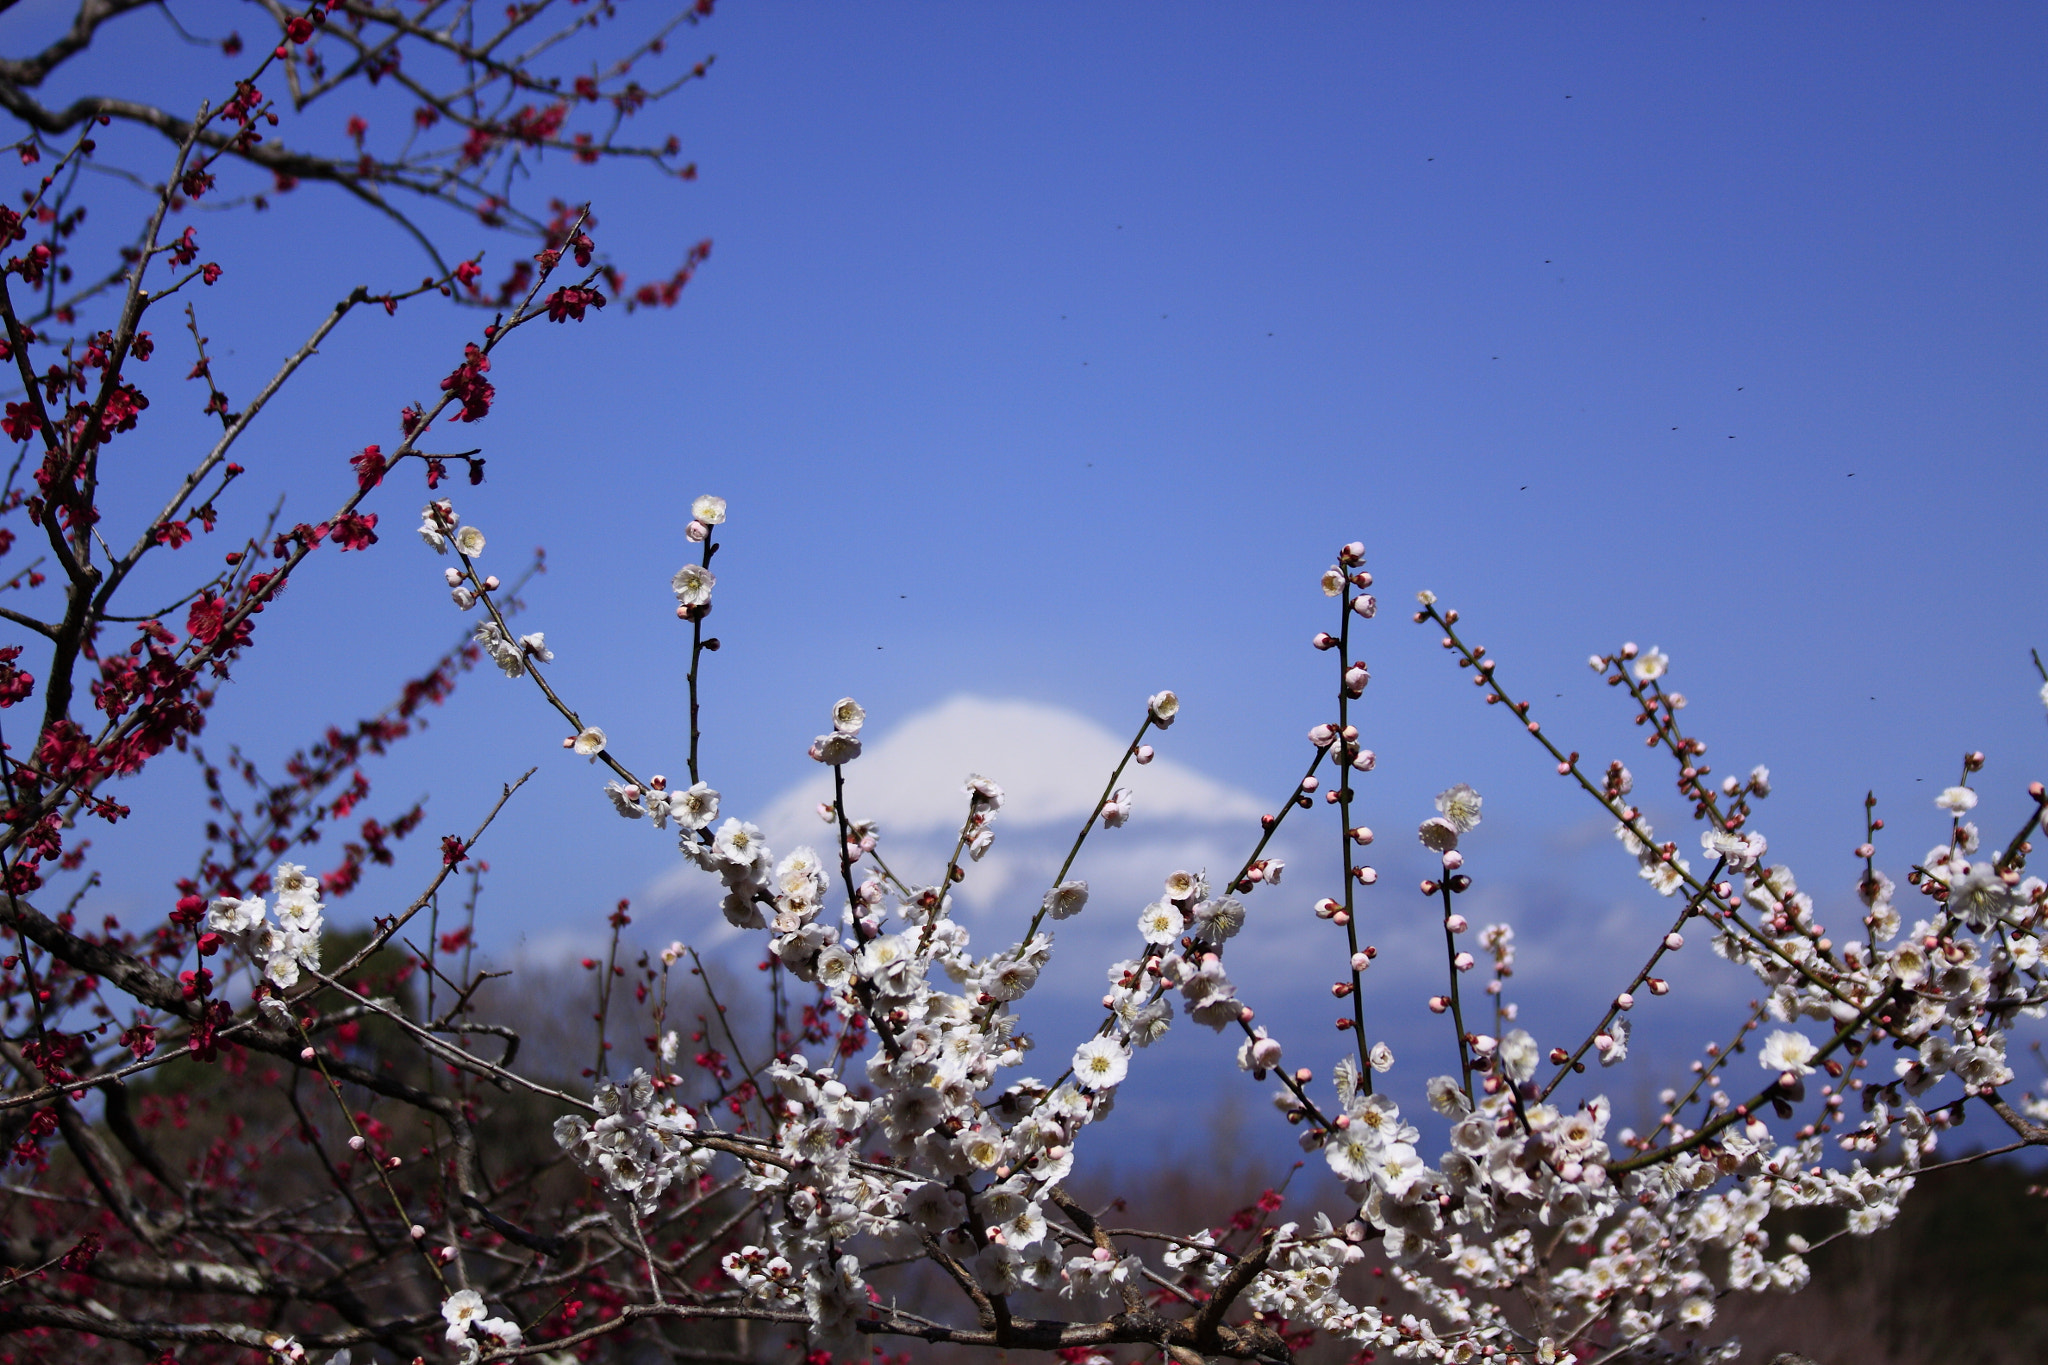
[7,3,2045,1158]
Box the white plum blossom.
[1759,1029,1819,1077]
[1072,1037,1131,1090]
[1435,784,1483,833]
[1633,646,1669,681]
[1138,901,1184,946]
[453,524,485,557]
[692,494,727,524]
[809,731,861,764]
[1148,690,1180,727]
[1935,785,1978,815]
[672,781,720,831]
[1701,827,1767,870]
[672,562,715,607]
[1042,880,1089,920]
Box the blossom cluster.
[442,504,2046,1363]
[205,862,326,991]
[552,1068,709,1215]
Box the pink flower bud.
[685,519,711,542]
[410,1224,426,1240]
[1445,914,1467,932]
[483,575,500,591]
[1453,952,1474,971]
[1135,745,1154,764]
[1308,723,1335,746]
[1615,992,1635,1010]
[300,1047,315,1061]
[1442,850,1464,870]
[1351,951,1371,971]
[1428,996,1448,1013]
[1664,932,1684,950]
[348,1135,365,1151]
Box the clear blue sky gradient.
[7,3,2044,1154]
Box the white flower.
[831,697,865,734]
[453,525,486,557]
[1370,1041,1394,1073]
[474,621,524,677]
[263,950,302,990]
[810,732,861,764]
[691,494,727,524]
[1948,861,2015,930]
[672,563,715,607]
[1043,881,1089,920]
[1934,785,1978,815]
[572,726,607,758]
[1499,1029,1538,1082]
[673,782,720,831]
[1632,647,1668,681]
[273,862,319,904]
[207,895,266,936]
[1072,1037,1130,1090]
[1100,788,1134,828]
[1148,690,1179,728]
[518,631,552,663]
[1701,827,1767,871]
[774,847,827,905]
[1749,764,1772,796]
[1641,852,1690,896]
[1759,1028,1818,1076]
[1321,567,1345,596]
[1435,784,1483,834]
[965,773,1005,814]
[417,502,452,552]
[1596,1016,1629,1066]
[441,1290,487,1345]
[711,819,771,878]
[1137,901,1184,946]
[814,944,855,990]
[1371,1142,1428,1200]
[1418,816,1460,852]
